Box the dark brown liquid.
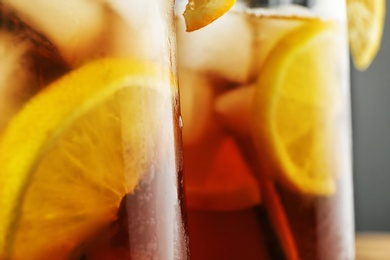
[184,131,351,259]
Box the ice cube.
[311,0,347,21]
[0,6,71,132]
[214,85,255,137]
[176,8,253,84]
[105,0,171,64]
[4,0,105,66]
[275,4,316,17]
[250,10,307,73]
[0,32,34,133]
[179,69,216,145]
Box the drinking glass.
[176,0,354,259]
[0,0,188,259]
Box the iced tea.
[176,0,354,259]
[0,1,188,259]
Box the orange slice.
[0,58,170,259]
[183,0,236,31]
[252,20,343,195]
[347,0,386,70]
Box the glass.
[0,0,188,259]
[176,0,354,259]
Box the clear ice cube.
[0,32,34,133]
[106,0,171,64]
[251,10,307,73]
[4,0,105,66]
[177,9,253,84]
[179,69,215,145]
[214,85,255,137]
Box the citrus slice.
[0,58,170,259]
[347,0,385,70]
[252,20,342,195]
[185,137,261,211]
[183,0,236,32]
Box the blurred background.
[352,2,390,232]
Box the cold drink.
[176,0,354,259]
[0,1,188,259]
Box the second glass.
[176,0,354,259]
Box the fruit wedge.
[347,0,386,70]
[0,58,170,259]
[252,19,342,195]
[183,0,236,31]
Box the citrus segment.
[183,0,236,32]
[0,58,169,259]
[347,0,385,70]
[186,137,261,211]
[253,20,342,195]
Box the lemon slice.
[0,58,170,259]
[252,20,342,195]
[183,0,236,32]
[347,0,385,70]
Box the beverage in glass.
[176,0,353,259]
[0,0,188,259]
